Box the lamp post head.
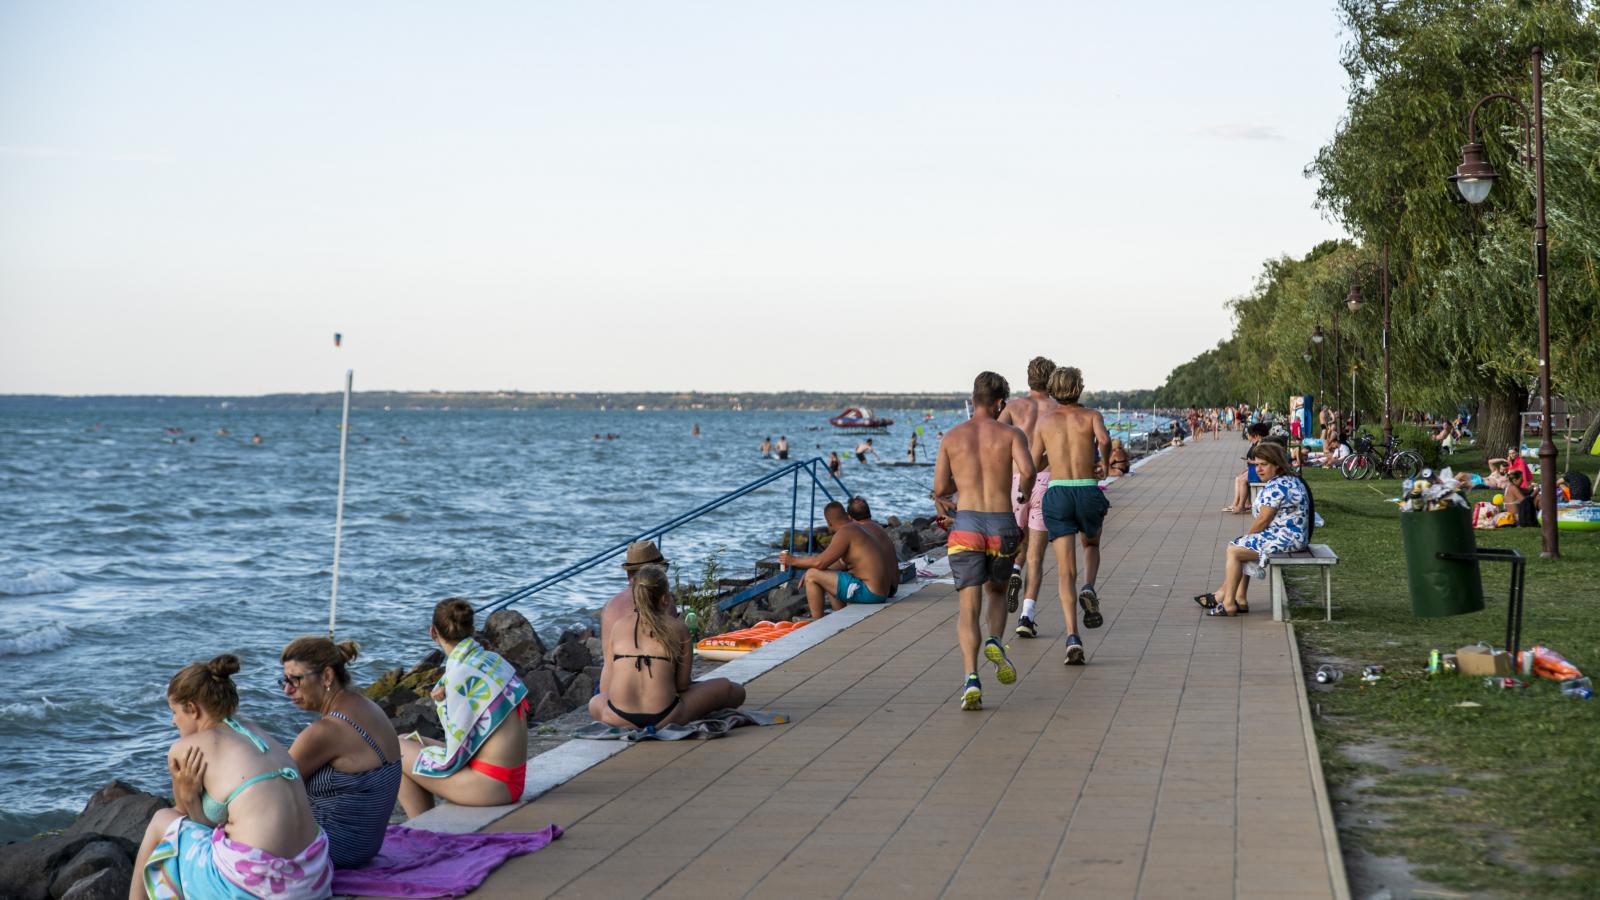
[1346,285,1364,313]
[1448,141,1497,204]
[1312,325,1325,345]
[1302,351,1313,363]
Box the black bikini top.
[613,618,673,674]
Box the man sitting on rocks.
[600,541,670,696]
[780,498,899,618]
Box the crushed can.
[1427,649,1441,675]
[1314,665,1342,684]
[1441,653,1459,674]
[1484,677,1526,690]
[1362,665,1385,682]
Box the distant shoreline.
[0,389,1159,413]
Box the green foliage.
[671,551,725,624]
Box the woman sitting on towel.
[398,599,530,818]
[1194,442,1312,618]
[589,564,746,731]
[280,636,401,869]
[134,655,332,899]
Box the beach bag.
[1473,502,1500,529]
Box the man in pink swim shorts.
[998,356,1059,638]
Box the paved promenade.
[465,436,1345,899]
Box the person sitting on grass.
[398,599,529,818]
[1194,442,1312,617]
[1308,433,1350,469]
[779,497,899,618]
[134,655,332,899]
[588,564,746,731]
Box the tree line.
[1153,0,1600,456]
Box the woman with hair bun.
[133,654,332,899]
[398,598,530,818]
[280,636,401,869]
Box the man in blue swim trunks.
[934,372,1035,710]
[1032,366,1112,665]
[780,498,899,619]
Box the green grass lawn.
[1289,445,1600,897]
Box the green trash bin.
[1400,505,1485,617]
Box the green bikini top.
[199,718,300,825]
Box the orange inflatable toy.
[695,620,809,660]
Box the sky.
[0,1,1352,396]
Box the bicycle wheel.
[1390,450,1423,481]
[1344,453,1376,480]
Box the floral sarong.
[143,816,332,900]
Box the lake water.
[0,404,1169,840]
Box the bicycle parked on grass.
[1341,434,1424,481]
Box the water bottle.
[1561,677,1593,700]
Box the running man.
[933,372,1034,710]
[997,356,1058,639]
[1032,366,1112,665]
[780,498,898,618]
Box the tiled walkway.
[464,436,1344,899]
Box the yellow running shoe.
[960,675,983,711]
[983,638,1018,685]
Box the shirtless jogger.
[997,356,1058,639]
[934,372,1034,711]
[1032,366,1112,665]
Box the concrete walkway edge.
[1286,623,1352,900]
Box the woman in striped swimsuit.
[280,637,402,869]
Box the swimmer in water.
[776,436,789,460]
[854,438,877,464]
[760,437,772,457]
[828,452,842,477]
[252,434,263,445]
[692,423,701,437]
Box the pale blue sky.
[1,2,1350,395]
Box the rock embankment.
[0,780,167,900]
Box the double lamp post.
[1448,46,1559,559]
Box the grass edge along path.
[1286,447,1600,898]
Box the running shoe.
[1064,633,1085,666]
[960,674,983,711]
[983,637,1017,685]
[1078,586,1104,629]
[1006,567,1023,613]
[1015,616,1039,639]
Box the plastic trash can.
[1400,505,1485,617]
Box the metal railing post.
[807,461,818,560]
[789,467,799,555]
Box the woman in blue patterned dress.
[1194,442,1311,617]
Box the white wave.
[0,569,77,596]
[0,697,58,720]
[0,624,73,656]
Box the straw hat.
[621,540,666,571]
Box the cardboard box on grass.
[1456,645,1512,676]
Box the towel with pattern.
[410,637,528,779]
[574,707,788,742]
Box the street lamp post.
[1448,46,1557,559]
[1345,242,1390,443]
[1312,325,1325,414]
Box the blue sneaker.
[960,674,983,710]
[983,637,1018,685]
[1064,633,1086,666]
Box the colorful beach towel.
[143,817,332,900]
[411,637,528,779]
[330,824,562,899]
[574,707,788,742]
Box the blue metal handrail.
[477,457,851,616]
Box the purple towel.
[331,823,563,898]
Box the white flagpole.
[329,370,352,638]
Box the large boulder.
[390,699,443,742]
[531,690,568,722]
[64,781,166,847]
[552,640,591,673]
[0,834,98,900]
[48,840,131,900]
[483,610,543,658]
[521,668,560,708]
[58,867,125,900]
[561,673,595,710]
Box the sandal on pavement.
[1205,602,1238,617]
[1192,593,1219,609]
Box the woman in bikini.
[134,655,332,899]
[589,564,746,730]
[397,599,530,818]
[280,636,401,869]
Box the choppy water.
[0,405,1168,840]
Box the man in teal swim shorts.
[780,499,899,619]
[1032,366,1112,665]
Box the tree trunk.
[1478,388,1529,459]
[1582,411,1600,457]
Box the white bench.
[1263,544,1339,622]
